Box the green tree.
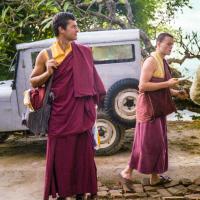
[0,0,192,80]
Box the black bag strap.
[43,48,54,105]
[46,47,53,59]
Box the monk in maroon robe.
[30,12,106,200]
[119,33,188,188]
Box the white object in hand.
[178,76,190,81]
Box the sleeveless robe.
[129,52,174,174]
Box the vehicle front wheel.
[95,112,125,156]
[104,78,139,128]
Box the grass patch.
[168,120,200,130]
[169,137,200,154]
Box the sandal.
[160,175,172,183]
[118,173,134,192]
[57,197,66,200]
[76,194,85,200]
[150,176,168,186]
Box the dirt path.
[0,121,199,200]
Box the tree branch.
[75,1,127,29]
[168,54,200,64]
[124,0,133,27]
[139,29,155,55]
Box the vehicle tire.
[121,128,135,151]
[0,133,9,143]
[104,78,139,128]
[95,111,125,156]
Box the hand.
[45,59,58,75]
[177,89,189,100]
[167,78,179,87]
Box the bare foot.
[120,169,132,180]
[150,174,161,185]
[150,178,161,185]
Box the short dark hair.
[52,12,76,36]
[156,33,174,44]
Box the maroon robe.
[129,59,174,174]
[43,42,106,200]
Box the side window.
[31,51,39,67]
[92,44,135,64]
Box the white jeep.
[0,29,141,155]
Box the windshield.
[92,44,135,64]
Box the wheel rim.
[114,88,138,121]
[96,118,117,149]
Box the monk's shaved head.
[156,33,174,45]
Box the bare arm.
[30,50,58,88]
[139,57,179,92]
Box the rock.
[157,188,172,197]
[132,179,141,184]
[123,192,147,199]
[141,178,150,186]
[109,189,122,193]
[187,184,199,192]
[167,186,187,196]
[180,178,192,186]
[109,190,123,198]
[194,186,200,192]
[162,197,185,200]
[140,198,152,200]
[146,191,161,198]
[164,180,180,188]
[175,185,188,195]
[136,192,147,197]
[194,177,200,186]
[167,187,182,196]
[150,194,162,199]
[123,193,141,199]
[97,191,108,199]
[112,185,121,190]
[185,194,200,199]
[144,186,157,192]
[98,186,109,191]
[132,184,144,193]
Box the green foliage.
[130,0,159,33]
[0,0,192,80]
[0,0,75,80]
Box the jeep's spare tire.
[104,78,139,128]
[95,112,125,156]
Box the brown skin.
[120,36,188,185]
[30,20,79,88]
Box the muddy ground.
[0,121,200,200]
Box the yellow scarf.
[150,51,165,78]
[45,40,72,64]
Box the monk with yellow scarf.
[120,33,187,189]
[30,12,105,200]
